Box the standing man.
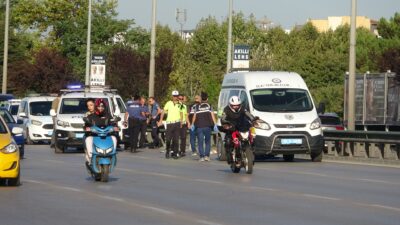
[178,94,188,157]
[137,96,150,149]
[124,95,141,153]
[191,92,216,162]
[148,97,162,148]
[50,93,61,148]
[188,95,200,156]
[158,90,182,159]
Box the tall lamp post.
[85,0,92,86]
[226,0,233,74]
[348,0,357,130]
[2,0,10,94]
[149,0,157,97]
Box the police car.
[50,86,127,153]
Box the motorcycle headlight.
[31,119,43,126]
[310,118,321,130]
[1,143,18,154]
[254,120,271,130]
[105,147,113,154]
[57,120,70,127]
[95,147,105,154]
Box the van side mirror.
[50,109,57,117]
[18,112,27,118]
[317,102,326,114]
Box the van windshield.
[250,88,313,112]
[60,98,110,114]
[30,101,53,116]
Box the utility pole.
[85,0,92,86]
[348,0,357,130]
[148,0,157,97]
[2,0,10,94]
[226,0,233,74]
[176,8,187,40]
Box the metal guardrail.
[323,130,400,160]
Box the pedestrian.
[158,90,182,159]
[148,97,162,148]
[50,93,61,148]
[124,95,141,152]
[191,92,216,162]
[178,94,189,157]
[188,95,201,156]
[137,96,150,149]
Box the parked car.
[17,96,55,144]
[0,108,25,158]
[0,115,23,186]
[319,112,344,152]
[319,113,344,131]
[6,99,21,121]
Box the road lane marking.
[141,206,174,215]
[194,179,224,185]
[369,204,400,212]
[197,220,223,225]
[302,194,341,201]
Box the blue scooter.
[84,118,118,182]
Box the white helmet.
[229,96,242,113]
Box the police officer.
[178,94,189,157]
[148,96,162,148]
[124,95,141,153]
[158,90,182,159]
[137,96,150,149]
[188,95,201,156]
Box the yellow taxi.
[0,115,23,186]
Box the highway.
[1,145,399,225]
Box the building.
[308,16,378,35]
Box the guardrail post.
[364,142,370,158]
[378,143,385,159]
[348,142,354,157]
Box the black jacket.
[221,106,255,132]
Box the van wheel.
[216,136,226,161]
[311,151,323,162]
[26,129,34,145]
[283,154,294,162]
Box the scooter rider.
[84,99,118,166]
[220,96,256,163]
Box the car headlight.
[310,118,321,130]
[31,119,43,126]
[254,120,271,130]
[57,120,70,127]
[1,143,18,153]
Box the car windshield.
[30,101,52,116]
[0,119,7,133]
[250,88,313,112]
[60,98,110,114]
[0,109,16,123]
[320,116,341,125]
[10,105,19,115]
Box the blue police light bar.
[67,84,83,89]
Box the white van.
[217,71,324,162]
[17,96,56,144]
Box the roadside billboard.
[90,54,106,86]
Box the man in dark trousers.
[158,90,182,159]
[188,95,200,156]
[137,96,150,149]
[125,95,141,153]
[148,97,162,148]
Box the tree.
[377,12,400,39]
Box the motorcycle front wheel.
[100,165,110,182]
[244,147,254,174]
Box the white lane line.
[249,186,278,192]
[302,194,341,201]
[356,178,399,185]
[61,187,82,192]
[141,206,175,215]
[321,159,400,169]
[197,219,224,225]
[194,179,224,185]
[99,195,126,203]
[369,204,400,212]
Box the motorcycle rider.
[220,96,256,164]
[84,99,118,166]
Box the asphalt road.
[1,145,400,225]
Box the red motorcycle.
[222,122,257,174]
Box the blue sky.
[116,0,400,31]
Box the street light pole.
[348,0,357,130]
[226,0,233,74]
[85,0,92,86]
[2,0,10,94]
[149,0,157,97]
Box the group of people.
[82,89,255,166]
[123,90,218,162]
